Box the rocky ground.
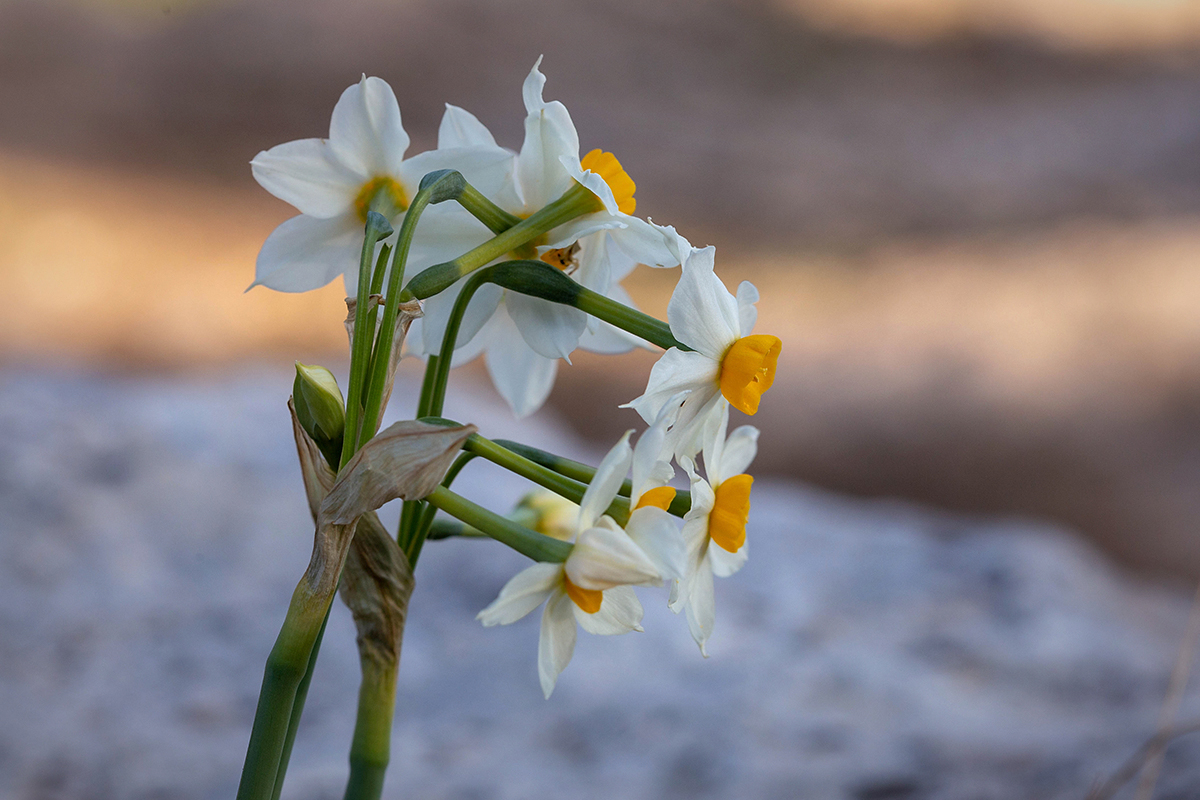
[2,369,1199,799]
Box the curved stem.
[269,609,331,800]
[425,486,572,562]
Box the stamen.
[709,474,752,552]
[539,242,581,272]
[718,335,782,415]
[580,149,636,215]
[564,576,603,614]
[354,176,409,222]
[635,486,676,511]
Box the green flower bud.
[510,489,578,541]
[293,363,346,466]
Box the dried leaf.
[290,398,336,522]
[320,420,475,525]
[339,511,414,670]
[343,294,383,350]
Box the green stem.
[407,451,477,566]
[494,439,692,517]
[425,518,483,539]
[340,213,394,469]
[425,486,572,562]
[269,608,331,800]
[343,661,397,800]
[405,184,603,300]
[236,586,334,800]
[420,267,494,419]
[464,433,630,526]
[457,183,522,234]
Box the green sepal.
[293,363,345,468]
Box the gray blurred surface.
[2,369,1199,798]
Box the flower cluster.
[251,59,782,704]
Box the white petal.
[625,507,685,583]
[252,213,360,293]
[650,219,693,266]
[608,214,681,269]
[665,389,726,461]
[538,589,577,698]
[329,76,408,178]
[701,405,731,484]
[683,553,716,656]
[624,348,718,425]
[476,562,561,626]
[630,394,683,504]
[562,154,619,215]
[714,425,759,486]
[667,246,740,358]
[484,310,558,418]
[577,432,633,531]
[575,585,644,635]
[708,536,748,578]
[418,275,503,356]
[251,139,360,218]
[736,280,759,334]
[565,521,661,591]
[572,231,614,295]
[517,60,580,209]
[438,104,498,149]
[506,291,587,361]
[398,146,515,204]
[543,214,624,252]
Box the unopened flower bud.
[293,363,346,466]
[510,489,578,541]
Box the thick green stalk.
[236,583,335,800]
[344,661,397,800]
[270,609,331,800]
[494,439,692,517]
[340,213,394,469]
[425,486,572,562]
[405,184,603,300]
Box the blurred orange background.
[4,0,1200,576]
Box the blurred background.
[3,0,1200,577]
[7,0,1200,797]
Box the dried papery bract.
[343,295,424,435]
[237,419,473,800]
[290,399,336,520]
[321,420,476,525]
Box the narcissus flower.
[250,75,511,294]
[625,245,780,459]
[671,408,759,655]
[476,428,677,697]
[411,59,680,417]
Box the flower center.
[563,575,603,614]
[580,149,636,215]
[635,485,676,511]
[354,176,409,222]
[709,474,752,552]
[718,335,782,415]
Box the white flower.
[476,428,678,697]
[250,75,512,294]
[671,407,759,655]
[410,58,681,417]
[624,244,781,459]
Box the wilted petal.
[538,589,577,698]
[565,521,660,591]
[574,585,644,635]
[329,76,408,178]
[252,213,360,293]
[320,421,475,524]
[251,138,360,218]
[338,511,414,670]
[477,562,562,626]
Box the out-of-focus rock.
[0,370,1197,799]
